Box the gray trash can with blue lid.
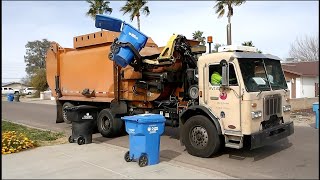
[121,114,165,167]
[65,105,98,145]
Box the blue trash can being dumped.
[95,15,123,32]
[122,114,165,167]
[95,15,148,68]
[112,23,148,67]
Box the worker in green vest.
[211,71,222,85]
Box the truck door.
[206,63,241,132]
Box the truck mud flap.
[56,100,64,123]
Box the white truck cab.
[180,46,293,157]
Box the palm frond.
[120,0,150,25]
[142,6,150,16]
[86,0,112,20]
[104,7,112,14]
[217,8,225,18]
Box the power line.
[1,77,23,79]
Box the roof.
[199,51,282,63]
[2,82,29,87]
[281,61,319,77]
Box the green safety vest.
[211,72,221,85]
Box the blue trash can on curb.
[7,94,14,102]
[313,102,319,129]
[121,114,165,167]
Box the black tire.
[27,92,31,95]
[183,115,221,158]
[68,136,74,143]
[138,154,148,167]
[124,151,131,162]
[77,136,85,145]
[97,109,124,138]
[14,91,19,95]
[62,102,74,124]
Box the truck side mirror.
[220,59,229,86]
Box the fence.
[290,97,319,111]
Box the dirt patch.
[290,110,316,126]
[36,136,69,146]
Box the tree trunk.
[227,16,232,45]
[137,15,141,31]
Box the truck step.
[225,142,243,149]
[224,130,242,136]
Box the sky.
[2,1,319,83]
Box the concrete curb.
[1,119,62,134]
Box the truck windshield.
[238,58,287,92]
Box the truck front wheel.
[62,102,74,124]
[97,109,123,138]
[183,115,221,158]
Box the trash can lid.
[64,105,98,112]
[121,114,165,123]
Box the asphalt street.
[2,101,319,179]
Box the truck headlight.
[251,111,262,119]
[283,105,291,112]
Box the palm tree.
[212,43,224,53]
[86,0,112,20]
[241,41,253,46]
[214,0,246,45]
[192,31,206,45]
[120,0,150,31]
[242,41,262,53]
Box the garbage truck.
[46,15,294,158]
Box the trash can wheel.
[124,151,132,162]
[68,136,74,143]
[77,136,85,145]
[138,154,148,167]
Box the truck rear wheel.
[97,109,123,138]
[183,115,220,158]
[62,102,74,124]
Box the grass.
[2,120,64,146]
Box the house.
[281,61,319,98]
[2,82,29,90]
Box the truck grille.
[264,94,281,120]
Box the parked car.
[2,87,21,95]
[23,87,37,95]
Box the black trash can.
[65,105,98,145]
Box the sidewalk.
[18,97,56,105]
[2,142,235,179]
[2,96,56,105]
